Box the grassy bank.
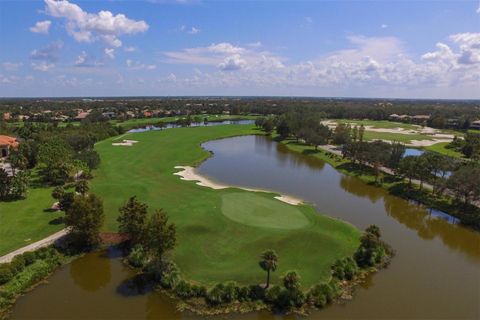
[92,124,361,288]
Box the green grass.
[362,131,437,143]
[425,142,465,158]
[0,187,63,256]
[91,124,360,287]
[221,193,310,229]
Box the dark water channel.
[10,135,480,319]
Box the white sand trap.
[112,139,139,146]
[407,139,452,147]
[174,166,303,205]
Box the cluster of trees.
[0,169,29,200]
[117,196,177,270]
[447,133,480,159]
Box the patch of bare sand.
[174,166,303,205]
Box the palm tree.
[259,249,278,288]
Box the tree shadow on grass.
[49,217,64,225]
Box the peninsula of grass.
[91,124,361,288]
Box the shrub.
[235,286,251,302]
[191,284,207,298]
[248,284,265,301]
[264,285,282,303]
[10,256,26,274]
[174,280,194,299]
[127,246,148,268]
[332,257,359,280]
[205,282,238,306]
[21,251,36,266]
[206,283,226,306]
[0,266,13,285]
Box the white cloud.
[104,48,115,59]
[126,59,157,70]
[124,46,137,52]
[218,54,247,71]
[2,62,23,71]
[30,41,63,62]
[381,24,388,29]
[75,51,87,65]
[30,20,52,34]
[44,0,149,47]
[31,62,55,72]
[188,27,200,34]
[248,41,262,48]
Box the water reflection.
[70,250,111,292]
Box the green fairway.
[91,124,360,287]
[0,187,63,256]
[221,193,309,229]
[336,119,419,130]
[425,142,465,158]
[362,130,437,143]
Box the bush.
[205,282,238,306]
[264,285,282,303]
[0,266,13,285]
[10,256,26,274]
[308,281,339,308]
[248,284,265,301]
[21,251,36,266]
[191,284,207,298]
[235,286,251,302]
[174,280,194,299]
[127,246,147,268]
[332,257,359,280]
[206,283,226,306]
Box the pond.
[9,135,480,319]
[403,148,424,157]
[127,119,255,133]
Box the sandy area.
[112,139,139,146]
[321,120,455,143]
[174,166,303,205]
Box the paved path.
[0,228,68,264]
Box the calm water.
[127,119,255,133]
[10,135,480,319]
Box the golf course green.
[91,124,361,287]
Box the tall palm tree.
[259,249,278,288]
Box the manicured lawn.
[362,131,436,143]
[425,142,465,158]
[0,187,63,256]
[335,119,419,130]
[92,124,360,287]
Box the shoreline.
[173,165,303,206]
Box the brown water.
[10,135,480,319]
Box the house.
[470,120,480,130]
[102,112,116,119]
[411,115,430,124]
[0,135,19,158]
[75,111,90,121]
[2,112,11,121]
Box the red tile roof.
[0,135,19,148]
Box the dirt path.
[0,228,68,264]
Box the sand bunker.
[407,139,452,147]
[112,139,139,146]
[174,166,303,205]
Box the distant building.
[0,135,19,158]
[102,112,116,119]
[75,111,90,121]
[2,113,11,121]
[411,115,430,123]
[470,120,480,130]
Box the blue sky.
[0,0,479,98]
